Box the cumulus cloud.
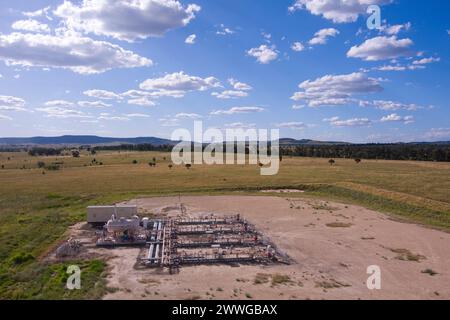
[289,0,391,23]
[125,113,151,118]
[12,19,50,33]
[425,128,450,140]
[98,113,130,121]
[54,0,201,42]
[324,116,372,127]
[127,97,157,106]
[212,90,248,99]
[367,100,426,111]
[139,71,221,96]
[412,57,440,65]
[0,114,13,120]
[347,36,413,61]
[291,72,383,107]
[0,95,26,111]
[44,100,74,108]
[84,90,122,100]
[224,122,256,129]
[228,78,252,91]
[380,113,414,124]
[185,34,196,44]
[276,122,308,130]
[23,6,52,19]
[210,106,265,116]
[291,42,305,52]
[36,106,91,118]
[247,45,278,64]
[308,28,339,45]
[382,22,411,35]
[175,113,202,119]
[216,24,235,35]
[77,101,112,108]
[0,32,152,74]
[212,78,252,99]
[159,117,180,127]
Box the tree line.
[23,143,450,162]
[280,144,450,162]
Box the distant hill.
[0,135,176,146]
[0,135,448,147]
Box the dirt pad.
[68,195,450,300]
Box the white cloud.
[383,23,411,35]
[289,0,391,23]
[380,113,414,124]
[84,90,122,100]
[225,122,256,129]
[125,113,151,118]
[412,57,440,65]
[347,36,413,61]
[291,72,383,107]
[276,122,308,130]
[78,101,112,108]
[139,71,221,95]
[212,90,248,99]
[0,32,152,74]
[12,19,50,33]
[210,106,265,116]
[309,28,339,45]
[228,78,252,91]
[0,95,26,111]
[247,45,278,64]
[216,24,235,35]
[185,34,197,44]
[127,97,157,106]
[175,113,202,119]
[0,114,13,120]
[36,106,91,118]
[54,0,201,42]
[324,117,372,127]
[98,114,130,121]
[291,42,305,52]
[23,6,52,19]
[44,100,74,108]
[425,128,450,140]
[292,104,305,109]
[159,117,180,127]
[369,100,426,111]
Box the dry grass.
[326,222,353,228]
[0,150,449,299]
[390,248,426,262]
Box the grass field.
[0,150,449,299]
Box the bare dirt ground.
[62,195,450,300]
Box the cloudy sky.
[0,0,449,142]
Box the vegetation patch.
[326,222,353,228]
[421,269,438,276]
[315,279,351,289]
[390,248,426,262]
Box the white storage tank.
[87,205,138,225]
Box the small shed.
[87,205,138,225]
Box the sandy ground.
[62,195,450,300]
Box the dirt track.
[77,195,450,300]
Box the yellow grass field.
[0,150,449,299]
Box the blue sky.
[0,0,449,142]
